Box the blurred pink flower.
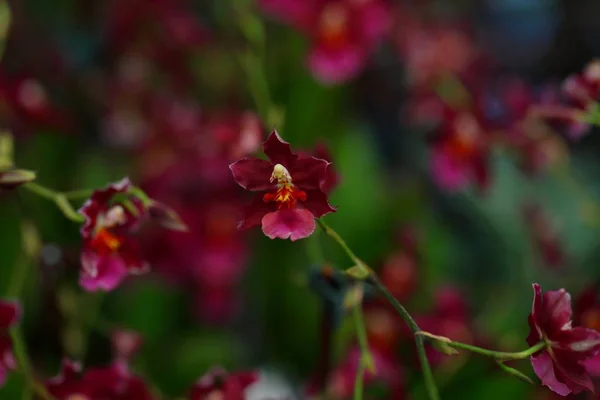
[415,287,473,368]
[429,110,491,193]
[522,203,566,269]
[259,0,391,85]
[311,346,405,399]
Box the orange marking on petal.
[90,228,122,254]
[319,4,349,49]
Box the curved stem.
[440,339,545,361]
[62,188,94,200]
[317,218,440,400]
[22,183,84,223]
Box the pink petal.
[79,252,128,292]
[262,130,298,166]
[303,190,337,218]
[229,157,274,191]
[119,239,150,275]
[0,300,21,329]
[430,148,469,191]
[583,353,600,376]
[307,44,365,85]
[531,352,571,396]
[261,208,316,241]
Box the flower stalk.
[22,182,84,223]
[317,218,440,400]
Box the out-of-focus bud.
[111,329,143,362]
[148,201,188,232]
[0,169,36,189]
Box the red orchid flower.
[0,300,20,387]
[79,178,149,291]
[527,283,600,396]
[189,367,258,400]
[230,130,336,241]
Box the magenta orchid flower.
[527,283,600,396]
[0,300,20,387]
[230,130,336,241]
[259,0,390,85]
[79,178,148,292]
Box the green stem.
[316,220,369,274]
[317,219,440,400]
[22,183,84,223]
[10,328,32,400]
[353,358,366,400]
[370,274,439,400]
[62,188,94,200]
[441,340,545,361]
[352,303,371,400]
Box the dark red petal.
[229,157,274,191]
[543,288,573,338]
[303,190,337,218]
[527,315,543,347]
[262,130,297,166]
[261,208,316,241]
[289,156,330,190]
[531,352,571,396]
[119,239,150,275]
[238,193,275,230]
[232,371,259,389]
[552,347,595,393]
[530,283,543,335]
[555,327,600,360]
[0,300,20,329]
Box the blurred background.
[1,0,600,398]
